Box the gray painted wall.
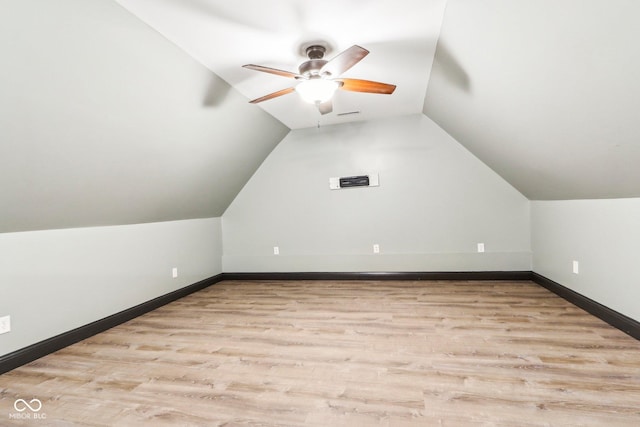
[532,199,640,321]
[0,0,289,233]
[223,115,531,272]
[0,218,222,357]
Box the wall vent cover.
[329,173,379,190]
[340,175,369,187]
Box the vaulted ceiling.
[115,0,448,129]
[0,0,288,233]
[425,0,640,200]
[2,0,639,233]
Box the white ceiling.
[0,0,288,233]
[115,0,448,129]
[4,0,640,235]
[425,0,640,199]
[116,0,640,199]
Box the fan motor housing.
[299,59,328,76]
[298,45,329,76]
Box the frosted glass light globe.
[295,79,339,103]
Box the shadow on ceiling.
[433,40,470,93]
[203,74,231,107]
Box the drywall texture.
[0,0,289,233]
[425,0,640,199]
[0,218,222,357]
[223,115,531,272]
[532,199,640,321]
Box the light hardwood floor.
[1,280,639,426]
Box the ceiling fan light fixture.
[295,78,339,104]
[243,44,395,109]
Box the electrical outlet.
[0,316,10,334]
[572,260,579,274]
[172,267,178,278]
[477,243,485,253]
[373,244,380,254]
[273,246,280,255]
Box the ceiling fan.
[242,44,396,115]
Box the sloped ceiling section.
[0,0,289,233]
[424,0,640,200]
[115,0,448,130]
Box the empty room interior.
[1,0,639,425]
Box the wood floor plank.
[1,280,639,426]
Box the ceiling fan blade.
[248,87,296,104]
[320,45,369,77]
[336,78,396,94]
[242,64,303,79]
[317,100,333,115]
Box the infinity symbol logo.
[14,398,43,412]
